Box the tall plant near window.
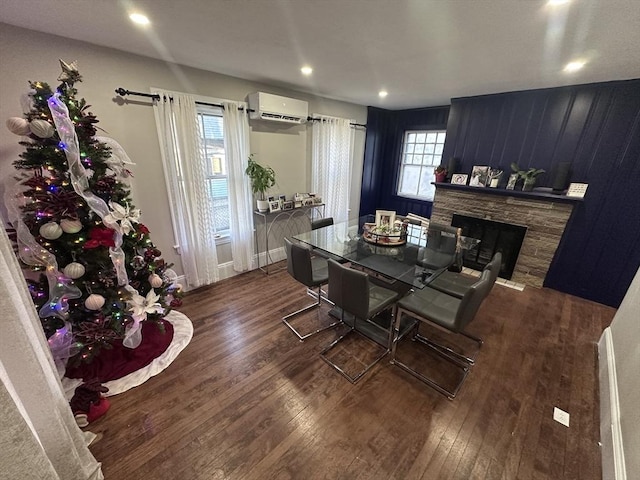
[152,89,219,288]
[311,115,354,223]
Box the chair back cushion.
[287,238,318,287]
[311,217,334,230]
[418,224,460,270]
[455,269,493,331]
[485,251,502,290]
[284,237,295,277]
[425,223,460,254]
[328,259,370,319]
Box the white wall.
[599,265,640,480]
[0,23,367,274]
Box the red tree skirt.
[66,320,174,383]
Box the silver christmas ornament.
[39,222,63,240]
[29,119,55,138]
[130,255,145,270]
[60,218,83,234]
[63,262,85,279]
[148,273,163,288]
[6,117,31,136]
[85,294,105,311]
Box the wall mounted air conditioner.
[247,92,308,124]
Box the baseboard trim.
[599,327,627,480]
[179,247,287,292]
[217,261,239,281]
[252,246,286,272]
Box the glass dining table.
[293,216,450,291]
[293,216,478,347]
[293,217,438,349]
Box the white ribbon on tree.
[4,183,82,320]
[47,93,156,348]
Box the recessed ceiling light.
[564,60,585,72]
[129,13,150,25]
[378,90,388,98]
[547,0,570,6]
[301,66,313,76]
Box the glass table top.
[293,217,455,289]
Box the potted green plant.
[511,163,545,192]
[245,154,276,212]
[434,165,448,183]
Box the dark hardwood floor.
[88,264,615,479]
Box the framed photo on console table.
[268,200,281,213]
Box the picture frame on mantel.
[566,183,588,198]
[506,173,519,190]
[451,174,468,185]
[469,166,490,187]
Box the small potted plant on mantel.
[511,163,545,192]
[434,165,448,183]
[245,154,276,212]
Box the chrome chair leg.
[390,307,474,399]
[460,331,483,346]
[392,356,469,399]
[320,310,389,384]
[413,334,474,367]
[320,331,389,384]
[282,286,340,341]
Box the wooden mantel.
[433,182,584,204]
[431,183,580,288]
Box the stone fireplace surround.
[431,183,582,288]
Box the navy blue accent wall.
[359,106,449,219]
[442,79,640,307]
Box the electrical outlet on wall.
[553,407,570,427]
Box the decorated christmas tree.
[5,60,182,368]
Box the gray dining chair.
[400,216,424,245]
[311,217,334,230]
[309,216,349,264]
[417,223,462,271]
[428,251,502,300]
[283,237,339,341]
[390,269,495,399]
[320,259,400,383]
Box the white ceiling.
[1,0,639,109]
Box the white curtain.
[0,226,103,480]
[222,101,254,272]
[152,90,219,288]
[311,115,354,223]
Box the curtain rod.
[115,88,366,127]
[307,116,366,128]
[114,88,251,111]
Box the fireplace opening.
[451,214,527,280]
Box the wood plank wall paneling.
[443,79,640,307]
[358,106,450,220]
[87,266,615,479]
[361,79,640,307]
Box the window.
[397,130,446,202]
[196,106,230,237]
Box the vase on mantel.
[522,178,537,192]
[435,173,447,183]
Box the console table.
[253,204,325,274]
